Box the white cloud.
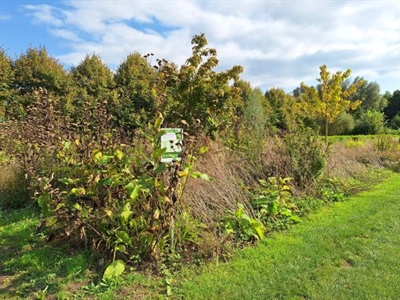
[0,14,12,21]
[23,0,400,93]
[24,4,63,26]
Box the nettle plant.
[35,111,210,268]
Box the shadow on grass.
[0,208,94,298]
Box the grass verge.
[174,173,400,299]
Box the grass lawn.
[1,173,399,299]
[175,173,400,299]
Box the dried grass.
[326,140,384,180]
[182,140,249,228]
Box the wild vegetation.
[0,33,400,298]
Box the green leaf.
[125,182,141,201]
[99,155,114,165]
[91,149,102,163]
[37,194,50,214]
[115,149,124,160]
[268,202,278,215]
[199,146,209,154]
[155,163,167,175]
[73,203,82,211]
[191,171,212,181]
[154,113,164,131]
[152,147,167,160]
[116,230,131,246]
[115,244,127,254]
[70,187,86,196]
[290,215,302,223]
[250,219,265,240]
[58,178,75,185]
[154,129,167,141]
[120,210,133,222]
[103,260,125,281]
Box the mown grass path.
[176,174,400,300]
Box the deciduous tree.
[0,49,13,120]
[171,33,243,137]
[10,47,70,118]
[114,52,157,131]
[300,65,363,143]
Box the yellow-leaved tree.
[300,65,364,144]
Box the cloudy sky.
[1,0,399,93]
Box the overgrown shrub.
[353,110,385,134]
[33,113,211,266]
[329,112,355,135]
[284,128,327,189]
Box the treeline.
[1,34,399,137]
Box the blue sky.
[1,0,399,94]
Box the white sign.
[161,128,183,163]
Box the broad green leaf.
[115,244,127,254]
[251,220,265,240]
[103,260,125,281]
[120,210,133,222]
[116,230,131,245]
[125,182,141,201]
[73,203,82,211]
[199,173,213,181]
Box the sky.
[0,0,399,94]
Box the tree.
[300,65,363,143]
[264,88,303,133]
[240,82,270,132]
[0,49,14,120]
[10,47,70,118]
[329,112,355,135]
[383,90,400,121]
[114,52,157,131]
[169,33,244,137]
[69,54,116,119]
[343,77,387,114]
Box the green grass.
[327,133,400,144]
[1,173,400,299]
[0,207,96,299]
[174,173,400,299]
[0,207,164,299]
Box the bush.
[353,110,385,135]
[284,128,327,189]
[329,112,355,135]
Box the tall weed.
[0,161,30,209]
